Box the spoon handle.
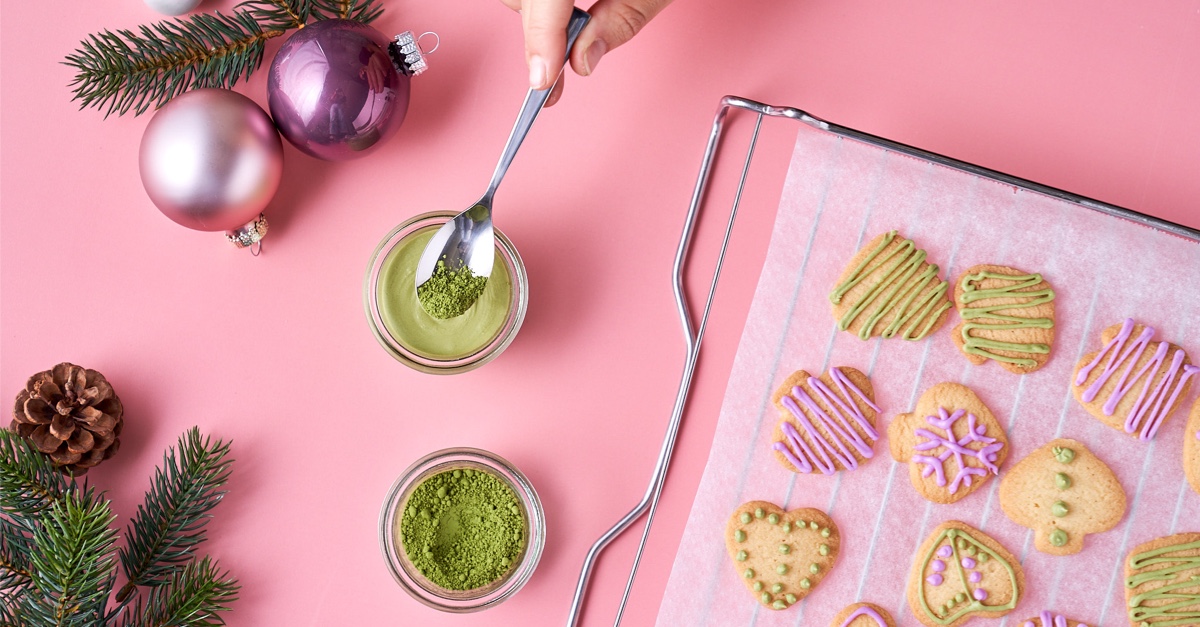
[483,8,590,201]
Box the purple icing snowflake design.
[913,407,1003,494]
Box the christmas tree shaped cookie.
[999,439,1126,555]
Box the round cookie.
[829,230,951,341]
[1124,532,1200,626]
[1072,318,1198,440]
[725,501,840,611]
[951,264,1055,374]
[1184,397,1200,495]
[888,382,1008,503]
[999,438,1127,555]
[1017,610,1092,627]
[907,521,1024,627]
[830,602,896,627]
[771,366,881,475]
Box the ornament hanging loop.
[390,30,436,76]
[417,32,440,55]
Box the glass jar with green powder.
[379,448,545,612]
[365,212,528,374]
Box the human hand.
[499,0,673,106]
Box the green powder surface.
[417,260,489,319]
[399,468,525,591]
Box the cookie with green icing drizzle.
[1124,532,1200,626]
[725,501,841,610]
[907,521,1023,627]
[829,230,952,341]
[951,265,1055,374]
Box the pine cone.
[10,363,124,474]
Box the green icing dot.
[809,563,820,574]
[785,593,797,604]
[755,508,765,519]
[954,592,966,603]
[740,512,752,524]
[1053,446,1076,464]
[753,581,763,592]
[809,521,819,530]
[744,569,755,579]
[956,538,967,550]
[778,544,791,554]
[782,522,792,533]
[1056,472,1071,490]
[776,564,788,575]
[1049,529,1069,547]
[820,527,831,538]
[800,578,811,589]
[761,592,771,604]
[771,583,784,594]
[735,529,746,542]
[736,550,748,562]
[818,543,829,556]
[977,552,989,563]
[1052,501,1069,517]
[772,600,787,610]
[768,513,780,525]
[966,545,977,556]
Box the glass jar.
[364,211,528,374]
[378,447,546,612]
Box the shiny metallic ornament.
[139,88,283,250]
[143,0,202,16]
[268,20,434,161]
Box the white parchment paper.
[656,123,1200,627]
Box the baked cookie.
[1124,532,1200,626]
[908,521,1023,627]
[830,602,896,627]
[1017,611,1091,627]
[829,230,951,341]
[1185,397,1200,495]
[999,439,1126,555]
[951,265,1055,374]
[771,367,881,475]
[888,383,1008,503]
[725,501,840,610]
[1072,318,1198,440]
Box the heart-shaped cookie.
[725,501,840,610]
[771,366,881,475]
[1073,318,1198,440]
[908,521,1024,627]
[829,230,951,341]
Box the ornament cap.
[226,213,269,254]
[390,31,438,76]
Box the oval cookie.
[1018,611,1091,627]
[951,264,1055,374]
[725,501,840,610]
[999,438,1126,555]
[1124,532,1200,626]
[1072,318,1198,440]
[1185,397,1200,495]
[908,521,1023,627]
[771,367,881,475]
[888,383,1008,503]
[829,230,951,341]
[830,602,896,627]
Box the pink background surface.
[1,1,1197,625]
[658,121,1200,626]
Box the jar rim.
[364,211,528,374]
[378,447,546,612]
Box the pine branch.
[235,0,311,30]
[18,493,117,627]
[119,557,238,627]
[0,517,34,593]
[311,0,383,23]
[117,428,232,602]
[0,430,74,524]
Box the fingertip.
[529,54,550,89]
[544,76,565,107]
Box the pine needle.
[119,557,238,627]
[0,430,73,524]
[311,0,383,23]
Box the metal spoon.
[415,8,590,318]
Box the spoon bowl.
[416,8,590,318]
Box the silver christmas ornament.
[139,88,283,251]
[143,0,202,16]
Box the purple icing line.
[1075,318,1200,440]
[1025,611,1079,627]
[774,368,881,474]
[839,606,888,627]
[912,407,1003,493]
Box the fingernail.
[529,55,548,89]
[583,40,607,75]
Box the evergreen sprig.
[65,0,384,118]
[119,557,238,627]
[117,428,232,600]
[0,430,74,523]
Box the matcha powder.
[400,468,525,590]
[416,260,489,320]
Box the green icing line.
[829,230,951,341]
[917,528,1020,625]
[958,270,1054,367]
[1126,538,1200,625]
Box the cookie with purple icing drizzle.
[888,383,1008,504]
[771,367,881,476]
[1017,611,1091,627]
[1184,396,1200,496]
[830,602,895,627]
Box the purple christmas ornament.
[267,20,432,161]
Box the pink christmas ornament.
[138,88,283,251]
